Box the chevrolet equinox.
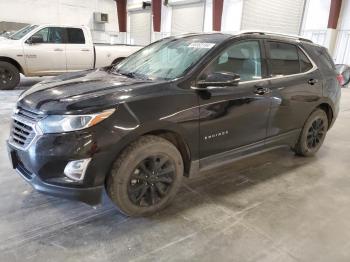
[7,32,341,216]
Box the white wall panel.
[241,0,306,34]
[171,3,205,35]
[130,11,151,45]
[0,0,118,43]
[221,0,243,33]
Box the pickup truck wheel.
[106,135,184,217]
[293,108,329,157]
[0,61,20,90]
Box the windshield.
[9,25,38,40]
[114,37,217,80]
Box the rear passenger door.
[265,40,323,139]
[65,27,94,71]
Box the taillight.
[337,74,345,86]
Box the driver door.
[23,27,67,76]
[197,40,271,160]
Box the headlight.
[38,109,115,133]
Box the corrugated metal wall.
[241,0,306,34]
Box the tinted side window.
[299,49,313,72]
[32,27,65,44]
[268,42,300,76]
[67,28,85,44]
[204,41,262,82]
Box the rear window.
[67,28,85,44]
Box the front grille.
[9,107,45,150]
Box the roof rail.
[239,30,313,43]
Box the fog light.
[64,158,91,181]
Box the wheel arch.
[144,130,192,177]
[0,56,24,74]
[107,125,194,180]
[317,102,333,129]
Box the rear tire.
[106,135,184,217]
[293,108,329,157]
[0,61,20,90]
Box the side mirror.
[197,72,240,88]
[27,35,44,44]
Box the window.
[31,27,65,44]
[299,49,313,72]
[67,28,85,44]
[203,41,262,82]
[268,42,300,76]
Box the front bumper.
[5,114,124,205]
[7,141,104,205]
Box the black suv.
[7,32,341,216]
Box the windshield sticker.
[188,43,216,49]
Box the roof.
[171,31,313,44]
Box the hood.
[18,68,160,114]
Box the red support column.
[213,0,224,31]
[152,0,162,32]
[328,0,342,29]
[116,0,127,32]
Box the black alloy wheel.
[128,155,176,206]
[106,135,184,216]
[294,108,329,157]
[306,118,325,149]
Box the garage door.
[130,11,151,45]
[171,3,205,35]
[241,0,306,35]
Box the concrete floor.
[0,83,350,261]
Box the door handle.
[81,49,90,52]
[54,48,64,52]
[308,79,318,85]
[254,85,270,95]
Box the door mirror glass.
[27,35,44,44]
[198,72,240,88]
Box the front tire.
[0,61,20,90]
[293,108,329,157]
[106,135,184,216]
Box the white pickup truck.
[0,24,142,89]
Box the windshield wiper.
[117,71,151,80]
[120,71,137,78]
